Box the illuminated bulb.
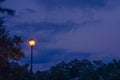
[29,38,35,47]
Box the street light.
[29,38,36,47]
[29,38,36,78]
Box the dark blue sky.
[3,0,120,71]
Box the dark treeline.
[1,58,120,80]
[33,59,120,80]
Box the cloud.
[7,21,78,45]
[46,6,120,60]
[33,48,92,63]
[13,22,77,33]
[23,48,89,63]
[6,0,120,57]
[4,0,108,26]
[37,0,108,9]
[22,48,92,71]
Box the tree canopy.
[33,59,120,80]
[0,0,24,79]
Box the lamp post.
[29,38,35,79]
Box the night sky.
[3,0,120,71]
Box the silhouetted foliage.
[9,63,30,80]
[78,68,99,80]
[0,0,24,80]
[101,59,120,80]
[0,0,15,16]
[34,71,50,80]
[33,59,120,80]
[67,59,81,78]
[49,62,70,80]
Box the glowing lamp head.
[29,38,35,47]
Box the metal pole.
[30,46,33,79]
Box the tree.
[34,71,50,80]
[0,0,24,79]
[67,59,81,78]
[78,68,99,80]
[49,61,70,80]
[101,59,120,80]
[9,63,30,80]
[93,60,105,79]
[67,59,93,78]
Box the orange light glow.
[29,38,35,47]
